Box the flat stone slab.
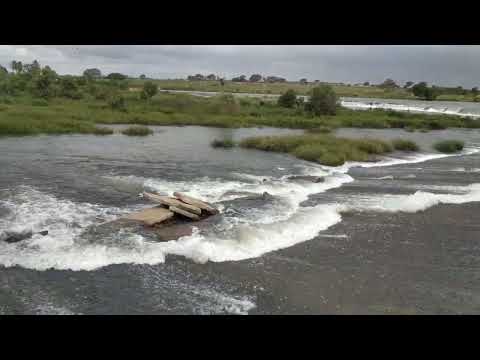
[125,207,174,226]
[169,205,200,220]
[173,192,219,214]
[143,192,202,215]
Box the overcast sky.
[1,45,479,87]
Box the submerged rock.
[80,192,276,243]
[286,175,325,183]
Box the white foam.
[372,175,394,180]
[346,183,480,213]
[450,167,480,173]
[156,204,343,263]
[341,100,480,118]
[1,144,479,271]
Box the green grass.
[130,79,416,99]
[211,138,235,148]
[127,79,480,103]
[433,140,465,153]
[392,139,420,151]
[0,93,478,137]
[121,125,153,136]
[239,134,395,167]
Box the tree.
[106,73,127,80]
[188,74,205,81]
[10,60,23,74]
[24,60,41,76]
[265,76,286,83]
[139,74,146,79]
[404,81,414,88]
[299,78,308,84]
[232,75,247,82]
[140,81,158,100]
[305,85,338,116]
[472,87,479,96]
[249,74,262,82]
[0,65,7,76]
[411,82,437,101]
[379,78,399,89]
[363,81,370,86]
[278,89,297,108]
[206,74,217,81]
[83,68,102,79]
[32,65,58,98]
[59,77,82,99]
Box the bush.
[392,139,419,151]
[307,126,332,134]
[278,89,297,108]
[121,125,153,136]
[211,138,235,148]
[108,95,127,112]
[306,85,338,116]
[433,140,464,153]
[141,81,158,100]
[93,127,114,135]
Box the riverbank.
[130,79,480,103]
[1,92,479,137]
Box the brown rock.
[173,192,218,214]
[125,207,174,226]
[143,192,202,215]
[169,205,201,220]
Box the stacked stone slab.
[124,192,218,226]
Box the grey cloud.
[0,45,479,87]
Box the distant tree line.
[0,60,158,110]
[277,85,338,116]
[186,73,288,83]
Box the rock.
[169,205,201,220]
[143,192,202,215]
[0,229,49,243]
[125,207,174,226]
[173,192,219,214]
[286,175,324,183]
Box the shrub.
[108,95,127,112]
[356,139,393,154]
[433,140,464,153]
[141,81,158,100]
[307,126,332,134]
[306,85,338,116]
[93,127,114,135]
[392,139,419,151]
[121,125,153,136]
[211,138,235,148]
[278,89,297,108]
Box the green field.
[128,79,479,102]
[1,92,479,137]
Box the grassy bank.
[0,92,479,137]
[128,79,480,102]
[121,125,153,136]
[239,134,399,166]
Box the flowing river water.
[158,89,480,118]
[1,126,480,314]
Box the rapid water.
[1,126,480,314]
[158,89,480,118]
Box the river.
[158,89,480,118]
[1,126,480,314]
